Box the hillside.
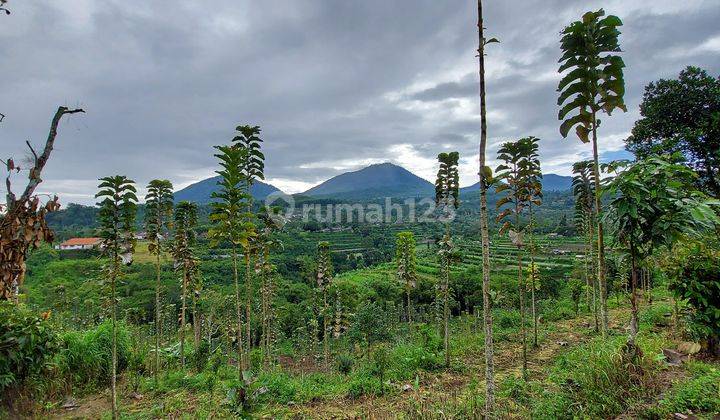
[460,173,572,193]
[174,177,281,203]
[302,162,434,199]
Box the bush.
[336,354,353,375]
[192,339,210,372]
[347,372,382,399]
[494,309,521,329]
[650,362,720,417]
[0,302,58,393]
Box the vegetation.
[2,5,719,420]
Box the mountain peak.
[302,162,433,198]
[174,177,282,204]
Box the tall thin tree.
[172,200,198,369]
[558,9,627,336]
[476,0,498,412]
[232,125,265,364]
[395,231,417,323]
[522,137,542,347]
[208,144,255,376]
[145,179,173,381]
[572,161,599,328]
[96,175,137,420]
[495,138,535,379]
[435,151,460,368]
[316,241,333,369]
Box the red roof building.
[56,237,102,250]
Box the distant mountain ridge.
[174,177,281,204]
[302,162,434,199]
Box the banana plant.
[435,151,460,368]
[208,143,256,376]
[144,179,173,381]
[558,8,627,336]
[172,200,198,369]
[96,175,137,420]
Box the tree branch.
[19,106,84,202]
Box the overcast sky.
[1,0,719,205]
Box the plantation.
[2,1,720,419]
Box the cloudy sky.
[1,0,719,205]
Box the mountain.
[459,173,572,194]
[302,162,434,199]
[174,177,282,204]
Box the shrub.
[192,339,210,372]
[336,354,353,375]
[0,302,58,393]
[347,372,382,399]
[651,362,720,417]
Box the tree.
[96,175,138,420]
[476,0,499,409]
[208,144,255,377]
[435,151,460,368]
[604,155,719,346]
[625,66,720,197]
[144,179,173,380]
[254,211,283,368]
[572,160,599,328]
[521,136,542,347]
[495,138,535,379]
[232,125,265,364]
[316,241,333,368]
[395,231,417,323]
[558,8,627,336]
[172,201,197,369]
[1,107,84,301]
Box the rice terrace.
[1,0,719,418]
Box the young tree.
[172,200,198,369]
[435,151,460,368]
[626,66,720,197]
[208,144,255,376]
[144,179,173,380]
[232,125,265,363]
[572,160,599,328]
[495,138,534,379]
[476,0,499,411]
[395,231,417,323]
[254,211,283,368]
[522,137,542,347]
[604,155,718,346]
[96,175,138,420]
[316,241,333,368]
[1,106,83,301]
[558,9,627,336]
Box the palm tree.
[476,0,498,412]
[572,161,598,329]
[208,144,255,376]
[96,175,137,420]
[144,179,173,381]
[395,231,417,323]
[557,9,627,336]
[435,151,460,368]
[495,138,535,379]
[172,200,198,369]
[232,125,265,364]
[316,241,333,368]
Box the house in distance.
[55,237,102,251]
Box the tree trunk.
[591,114,609,336]
[233,245,244,377]
[517,244,527,379]
[111,255,119,420]
[323,287,329,369]
[180,265,187,369]
[245,253,252,369]
[529,206,538,348]
[154,248,161,385]
[629,248,639,345]
[444,257,450,368]
[477,0,495,414]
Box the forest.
[2,1,720,419]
